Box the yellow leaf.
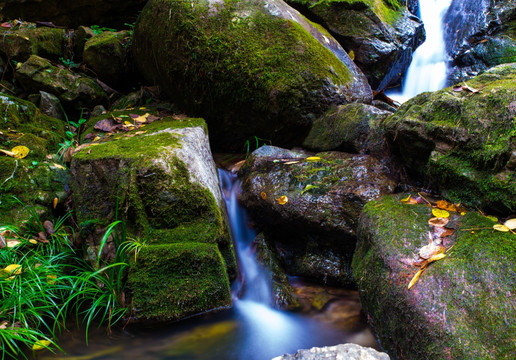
[401,195,411,203]
[486,215,498,223]
[432,208,450,218]
[427,253,447,263]
[301,184,318,195]
[6,240,21,247]
[260,192,267,200]
[3,264,22,275]
[276,195,288,205]
[47,274,57,284]
[408,268,425,289]
[348,50,355,61]
[305,156,321,162]
[133,113,150,123]
[503,218,516,230]
[29,239,38,244]
[11,145,29,159]
[52,163,66,170]
[284,161,300,165]
[493,224,510,232]
[32,339,52,351]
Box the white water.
[388,0,452,102]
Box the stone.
[286,0,425,90]
[70,117,236,321]
[133,0,372,151]
[38,91,65,120]
[352,194,515,359]
[382,63,516,213]
[15,55,108,111]
[73,26,96,60]
[272,343,390,360]
[239,145,396,285]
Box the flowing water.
[387,0,452,102]
[38,169,378,360]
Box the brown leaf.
[436,200,458,212]
[428,217,449,227]
[43,220,55,235]
[433,227,455,238]
[94,119,121,133]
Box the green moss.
[127,242,232,320]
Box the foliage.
[58,57,79,69]
[244,136,271,158]
[90,25,117,35]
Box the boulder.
[0,22,65,62]
[444,0,516,82]
[15,55,108,111]
[38,91,66,120]
[272,343,390,360]
[286,0,425,90]
[382,63,516,213]
[239,145,396,285]
[71,117,237,321]
[352,194,515,359]
[133,0,372,151]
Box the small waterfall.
[388,0,452,102]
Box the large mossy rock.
[352,195,515,359]
[286,0,425,90]
[444,0,516,82]
[71,118,236,321]
[133,0,372,151]
[382,63,516,213]
[239,145,396,285]
[15,55,108,111]
[0,94,67,225]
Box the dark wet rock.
[352,194,515,360]
[444,0,516,82]
[405,0,418,16]
[382,63,516,213]
[0,0,147,28]
[71,118,236,321]
[272,343,390,360]
[15,55,108,111]
[133,0,372,151]
[239,145,396,285]
[38,91,65,120]
[73,26,96,60]
[83,30,132,86]
[286,0,425,91]
[0,22,65,62]
[303,103,391,156]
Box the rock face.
[382,63,516,213]
[272,343,390,360]
[71,118,236,321]
[444,0,516,82]
[0,0,147,28]
[133,0,372,151]
[352,195,515,359]
[286,0,425,90]
[239,145,396,285]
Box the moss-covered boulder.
[15,55,108,111]
[352,195,515,359]
[286,0,425,90]
[0,22,65,62]
[133,0,372,151]
[83,30,132,86]
[0,94,67,225]
[239,145,396,285]
[303,103,391,155]
[71,117,236,321]
[382,63,516,213]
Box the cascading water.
[388,0,452,102]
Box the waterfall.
[388,0,452,102]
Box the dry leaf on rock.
[503,218,516,230]
[428,217,449,227]
[493,224,510,232]
[432,208,450,218]
[276,196,288,205]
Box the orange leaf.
[408,268,425,289]
[260,192,267,200]
[276,196,288,205]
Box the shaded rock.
[0,22,65,62]
[71,117,236,321]
[382,63,516,213]
[303,103,391,156]
[239,145,396,285]
[286,0,425,90]
[0,0,147,28]
[15,55,108,111]
[272,343,389,360]
[133,0,372,151]
[83,30,132,86]
[444,0,516,82]
[38,91,65,120]
[352,194,515,359]
[73,26,96,60]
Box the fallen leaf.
[428,217,449,227]
[3,264,22,275]
[305,156,321,162]
[348,50,355,61]
[401,195,422,204]
[52,163,66,170]
[436,200,460,212]
[433,227,454,238]
[94,118,121,132]
[47,274,57,284]
[11,145,29,159]
[419,240,443,260]
[503,218,516,230]
[432,208,450,218]
[1,22,12,28]
[408,268,425,289]
[6,240,21,247]
[284,161,300,165]
[260,192,267,200]
[493,224,510,232]
[43,220,55,234]
[301,184,318,195]
[486,215,498,222]
[452,85,463,92]
[29,239,38,244]
[276,195,288,205]
[427,253,447,263]
[32,339,52,351]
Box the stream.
[38,169,378,360]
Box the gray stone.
[272,343,389,360]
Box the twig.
[460,227,491,231]
[1,159,17,186]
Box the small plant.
[58,57,79,69]
[90,25,117,35]
[57,109,87,160]
[244,135,271,158]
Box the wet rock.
[303,103,391,156]
[83,30,132,86]
[444,0,516,82]
[239,145,396,285]
[272,343,389,360]
[286,0,425,90]
[133,0,372,151]
[382,63,516,213]
[352,194,515,360]
[0,22,65,62]
[73,26,96,60]
[38,91,65,120]
[15,55,108,111]
[71,117,236,321]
